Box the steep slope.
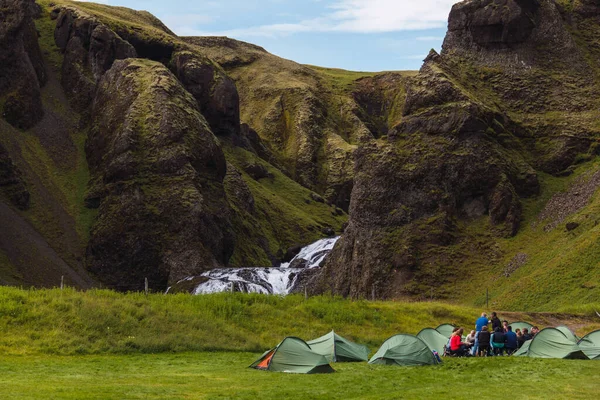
[317,0,600,305]
[0,0,96,288]
[0,0,347,290]
[185,37,414,211]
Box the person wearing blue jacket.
[505,326,518,355]
[472,312,489,355]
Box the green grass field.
[1,353,599,399]
[1,288,600,398]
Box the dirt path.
[499,311,600,335]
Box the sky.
[76,0,459,72]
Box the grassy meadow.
[1,353,599,399]
[1,286,600,399]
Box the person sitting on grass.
[505,326,518,355]
[522,328,532,342]
[466,330,476,349]
[491,327,506,356]
[477,326,491,356]
[450,328,470,356]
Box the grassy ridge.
[1,353,599,399]
[0,287,479,355]
[2,287,598,356]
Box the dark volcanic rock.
[0,142,30,209]
[54,7,136,111]
[0,0,46,129]
[169,51,241,137]
[315,47,540,299]
[85,59,234,291]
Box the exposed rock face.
[0,142,29,210]
[315,1,589,299]
[85,59,234,291]
[169,51,240,137]
[0,0,46,129]
[54,7,137,112]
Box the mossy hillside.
[223,144,347,266]
[187,37,417,206]
[23,8,96,251]
[0,250,21,286]
[0,7,95,279]
[448,159,600,311]
[38,0,177,52]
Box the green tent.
[435,324,456,338]
[509,321,533,332]
[307,330,370,362]
[369,334,440,366]
[417,328,450,354]
[250,337,335,373]
[578,330,600,360]
[555,325,579,342]
[513,328,588,359]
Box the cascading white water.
[183,237,340,295]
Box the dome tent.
[417,328,449,354]
[307,330,369,362]
[578,330,600,360]
[513,327,588,359]
[369,334,440,366]
[250,337,335,373]
[555,325,579,342]
[435,324,457,338]
[508,321,533,332]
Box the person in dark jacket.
[516,329,525,348]
[477,326,491,357]
[491,327,506,356]
[522,328,532,342]
[505,326,518,355]
[490,312,502,332]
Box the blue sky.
[78,0,459,71]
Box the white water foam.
[186,237,340,295]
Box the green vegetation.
[308,65,378,94]
[1,353,599,399]
[0,286,481,355]
[224,144,346,266]
[454,160,600,310]
[1,287,597,356]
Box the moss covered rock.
[85,58,234,291]
[0,0,46,129]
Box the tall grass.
[0,287,479,355]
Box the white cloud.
[188,0,457,38]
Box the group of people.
[448,312,540,357]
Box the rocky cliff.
[317,0,600,300]
[0,0,346,291]
[1,0,599,305]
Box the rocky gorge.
[1,0,599,308]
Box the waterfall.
[177,237,339,295]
